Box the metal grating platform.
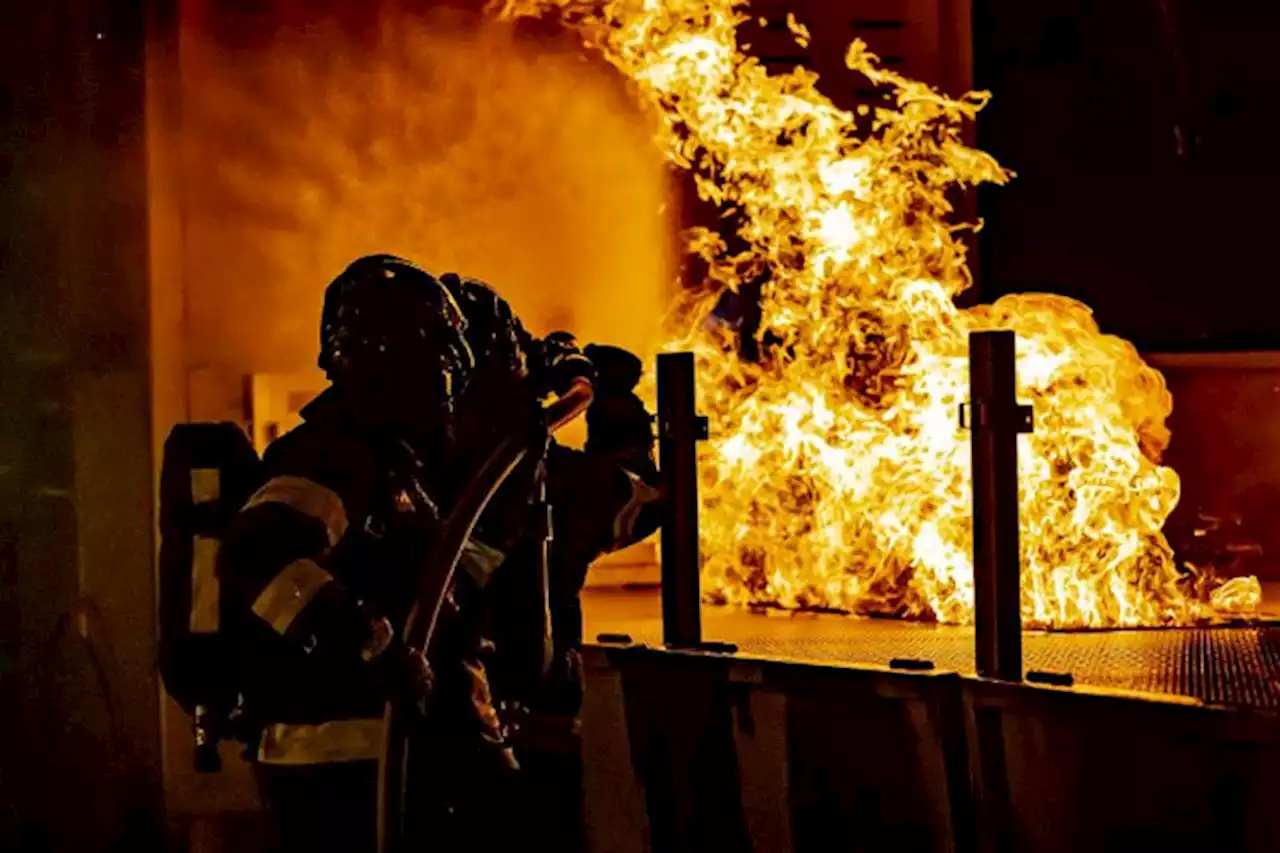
[726,625,1280,709]
[584,589,1280,710]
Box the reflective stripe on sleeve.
[257,718,385,765]
[612,471,662,550]
[244,475,349,548]
[190,535,221,634]
[251,558,334,636]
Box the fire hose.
[376,377,594,853]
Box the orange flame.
[496,0,1260,627]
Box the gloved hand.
[372,638,436,707]
[359,614,396,663]
[582,344,656,482]
[583,343,642,393]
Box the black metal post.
[965,331,1031,682]
[658,352,707,648]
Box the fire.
[495,0,1261,627]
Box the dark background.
[1,0,162,848]
[973,0,1280,352]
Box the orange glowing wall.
[172,0,676,388]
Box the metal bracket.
[1026,670,1074,687]
[959,402,1034,433]
[1016,405,1033,433]
[660,414,709,441]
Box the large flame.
[496,0,1260,627]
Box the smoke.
[179,9,675,376]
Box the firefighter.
[507,342,662,851]
[397,274,593,852]
[216,255,542,853]
[443,280,662,849]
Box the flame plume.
[496,0,1260,627]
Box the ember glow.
[496,0,1261,627]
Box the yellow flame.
[496,0,1259,627]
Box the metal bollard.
[657,352,708,649]
[963,331,1032,682]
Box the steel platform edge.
[577,638,1280,853]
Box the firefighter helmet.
[444,275,594,400]
[441,274,532,389]
[319,255,475,409]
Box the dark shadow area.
[974,0,1280,351]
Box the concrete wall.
[1,1,164,850]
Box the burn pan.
[584,587,1280,710]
